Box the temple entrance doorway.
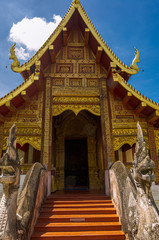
[53,110,104,191]
[65,138,89,190]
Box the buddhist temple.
[1,0,159,193]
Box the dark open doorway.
[65,138,89,190]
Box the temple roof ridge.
[117,73,159,109]
[0,74,34,107]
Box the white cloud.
[15,47,30,60]
[9,14,62,60]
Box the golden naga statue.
[9,43,20,72]
[130,47,140,73]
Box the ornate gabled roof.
[10,0,139,78]
[1,0,158,125]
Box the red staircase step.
[43,203,114,208]
[31,230,125,240]
[47,195,109,200]
[31,193,125,240]
[45,200,112,204]
[41,207,116,214]
[37,213,119,223]
[34,222,122,232]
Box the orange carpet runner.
[31,193,125,240]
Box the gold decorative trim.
[112,122,148,130]
[113,128,147,136]
[53,96,100,104]
[2,136,41,151]
[113,136,149,151]
[52,96,100,116]
[3,127,41,151]
[113,136,136,151]
[52,104,100,116]
[4,127,41,135]
[17,136,41,151]
[52,89,100,97]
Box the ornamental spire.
[130,48,140,73]
[74,0,79,3]
[9,43,20,72]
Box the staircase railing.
[109,122,159,240]
[17,162,48,240]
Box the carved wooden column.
[100,77,114,195]
[87,136,101,190]
[42,77,52,170]
[100,77,114,168]
[55,133,65,190]
[148,124,159,184]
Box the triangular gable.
[10,0,139,79]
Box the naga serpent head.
[0,124,21,189]
[9,43,16,60]
[130,48,140,73]
[133,122,155,187]
[9,44,20,72]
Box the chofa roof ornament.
[9,43,20,72]
[130,48,140,73]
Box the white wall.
[0,174,26,199]
[152,183,159,210]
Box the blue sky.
[0,0,159,102]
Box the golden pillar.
[148,124,159,184]
[87,136,101,190]
[55,134,65,190]
[41,77,52,170]
[100,77,114,169]
[100,77,114,195]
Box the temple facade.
[1,0,159,191]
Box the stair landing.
[31,191,125,240]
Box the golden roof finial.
[74,0,79,3]
[130,47,140,73]
[9,43,20,72]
